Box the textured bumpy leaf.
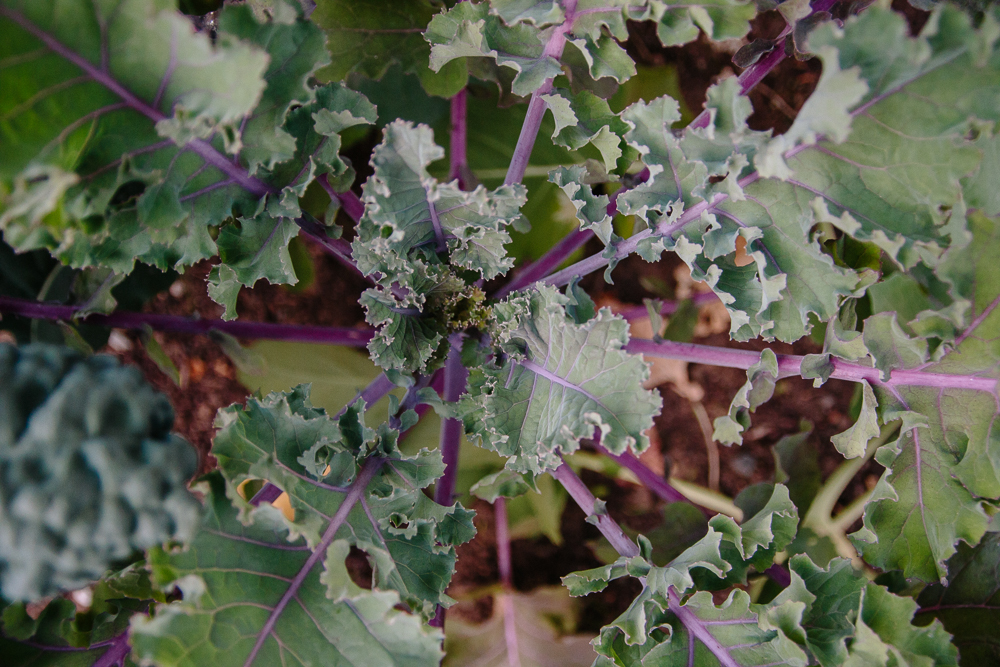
[424,0,644,98]
[850,211,1000,582]
[131,473,445,667]
[353,120,525,372]
[209,385,475,615]
[0,0,375,317]
[461,284,661,475]
[0,344,199,602]
[917,531,1000,665]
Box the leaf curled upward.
[131,385,474,665]
[461,284,661,475]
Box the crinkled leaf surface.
[649,0,756,47]
[462,284,661,475]
[131,472,445,667]
[208,385,476,615]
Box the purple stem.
[495,229,593,299]
[0,295,373,347]
[91,631,132,667]
[503,0,578,185]
[764,563,791,588]
[687,0,841,131]
[606,448,700,509]
[626,337,999,393]
[495,497,514,588]
[617,291,718,322]
[242,457,383,667]
[294,216,368,281]
[666,587,742,667]
[249,372,395,507]
[319,174,366,224]
[551,461,639,559]
[434,334,468,507]
[449,88,469,187]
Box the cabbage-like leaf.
[0,343,200,602]
[712,349,778,446]
[130,472,445,667]
[210,385,476,615]
[461,284,661,475]
[352,120,524,371]
[850,211,1000,583]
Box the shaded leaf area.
[352,120,526,372]
[916,531,1000,665]
[443,587,597,666]
[0,0,375,317]
[424,0,755,99]
[131,472,445,667]
[563,485,956,666]
[206,385,476,616]
[0,564,157,666]
[461,284,661,476]
[312,0,467,98]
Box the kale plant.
[0,0,998,664]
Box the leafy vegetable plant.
[1,0,998,664]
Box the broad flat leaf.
[649,0,756,47]
[0,0,267,272]
[444,587,597,667]
[761,554,957,667]
[312,0,466,98]
[461,284,661,475]
[850,212,1000,583]
[830,380,879,459]
[131,472,446,667]
[209,385,476,615]
[917,531,1000,665]
[593,589,808,666]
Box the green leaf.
[444,587,596,667]
[462,284,661,475]
[130,472,446,667]
[917,531,1000,665]
[425,1,561,97]
[0,0,269,272]
[650,0,757,47]
[712,349,778,446]
[0,343,200,602]
[850,211,1000,583]
[312,0,466,98]
[548,164,613,244]
[209,385,475,614]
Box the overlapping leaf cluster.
[130,385,474,665]
[0,0,375,319]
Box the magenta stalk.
[626,337,998,393]
[0,295,373,347]
[551,461,639,559]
